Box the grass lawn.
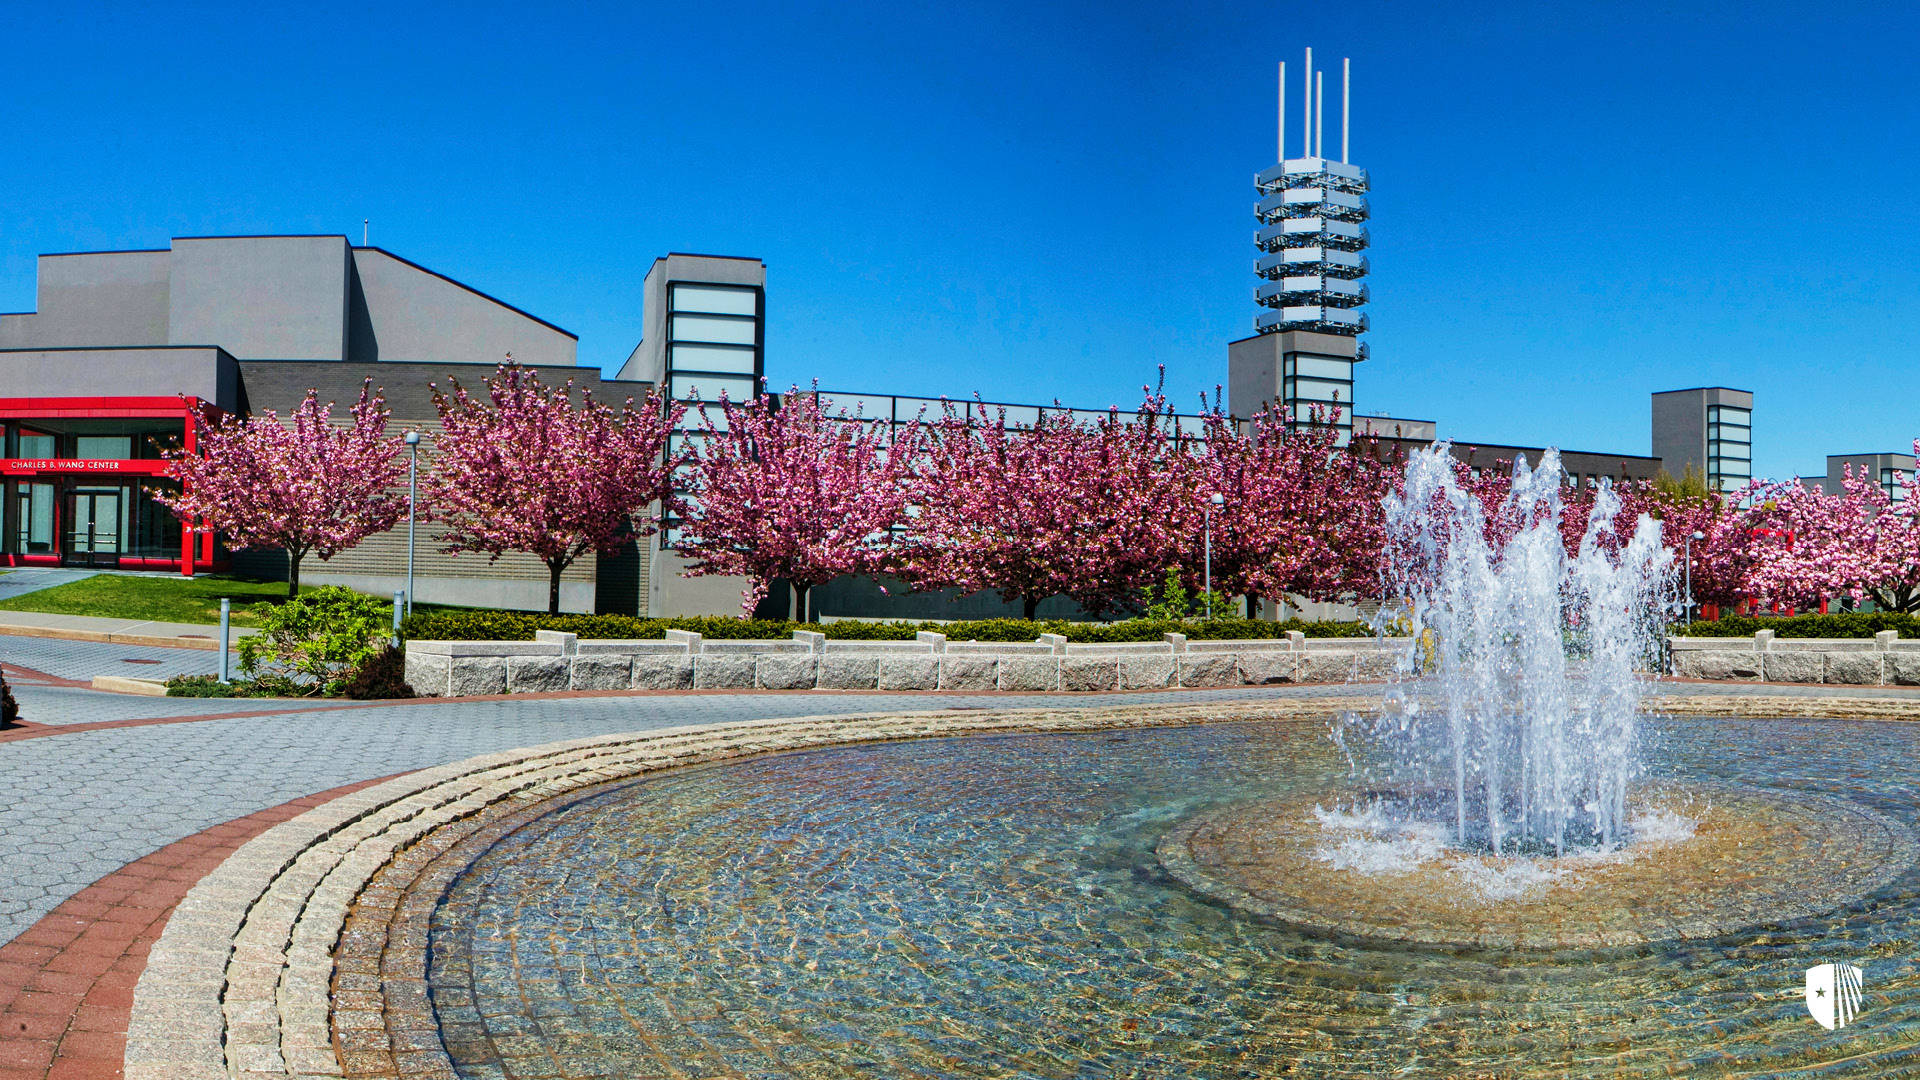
[0,573,403,628]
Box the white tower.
[1254,50,1368,339]
[1229,50,1367,440]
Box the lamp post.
[1685,530,1705,624]
[1205,492,1224,619]
[404,430,421,616]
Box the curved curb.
[125,698,1376,1079]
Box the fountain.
[1159,445,1919,949]
[414,444,1920,1076]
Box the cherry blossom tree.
[1185,403,1392,615]
[675,386,920,620]
[160,381,405,598]
[1738,454,1920,612]
[422,364,682,614]
[898,392,1193,620]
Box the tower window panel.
[667,344,757,375]
[669,314,757,345]
[669,284,759,316]
[1286,377,1351,403]
[670,374,757,402]
[1289,355,1354,380]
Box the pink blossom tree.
[1185,403,1392,615]
[422,364,683,614]
[1738,455,1920,612]
[898,393,1193,620]
[160,381,405,598]
[675,387,920,620]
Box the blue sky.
[3,1,1915,481]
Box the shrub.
[238,585,391,695]
[1671,612,1920,639]
[400,610,1372,643]
[163,674,296,698]
[338,646,416,700]
[0,669,17,728]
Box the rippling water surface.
[427,718,1920,1078]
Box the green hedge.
[1671,611,1920,639]
[399,611,1372,643]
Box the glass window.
[14,482,55,553]
[670,374,757,402]
[1289,354,1354,380]
[669,314,757,346]
[16,432,54,458]
[816,393,893,419]
[1286,377,1350,403]
[667,343,757,375]
[669,284,758,316]
[76,436,132,460]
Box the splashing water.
[1345,443,1678,858]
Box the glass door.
[64,486,125,568]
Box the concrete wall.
[0,250,171,350]
[346,248,577,367]
[168,237,351,361]
[0,347,240,410]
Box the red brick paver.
[0,774,409,1080]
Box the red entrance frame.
[0,395,223,576]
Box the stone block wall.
[402,629,1409,697]
[1668,631,1920,686]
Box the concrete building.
[1651,387,1753,493]
[0,235,608,610]
[1816,452,1915,498]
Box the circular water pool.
[425,718,1920,1077]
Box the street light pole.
[404,430,421,616]
[1686,530,1705,624]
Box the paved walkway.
[0,677,1384,948]
[0,569,95,604]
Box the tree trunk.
[1022,596,1039,622]
[287,549,304,599]
[547,560,565,615]
[793,581,812,624]
[1245,593,1261,621]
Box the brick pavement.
[0,775,401,1080]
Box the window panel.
[1290,354,1354,380]
[667,344,757,375]
[670,374,757,402]
[669,314,757,345]
[16,433,53,458]
[76,436,132,460]
[669,284,758,316]
[1285,377,1351,403]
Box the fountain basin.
[1158,784,1920,950]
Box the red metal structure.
[0,396,224,576]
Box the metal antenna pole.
[1315,69,1324,158]
[1303,47,1313,158]
[1342,57,1351,163]
[1277,61,1286,163]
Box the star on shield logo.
[1805,963,1864,1030]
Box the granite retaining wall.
[403,629,1407,696]
[1669,630,1920,686]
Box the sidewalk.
[0,609,256,650]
